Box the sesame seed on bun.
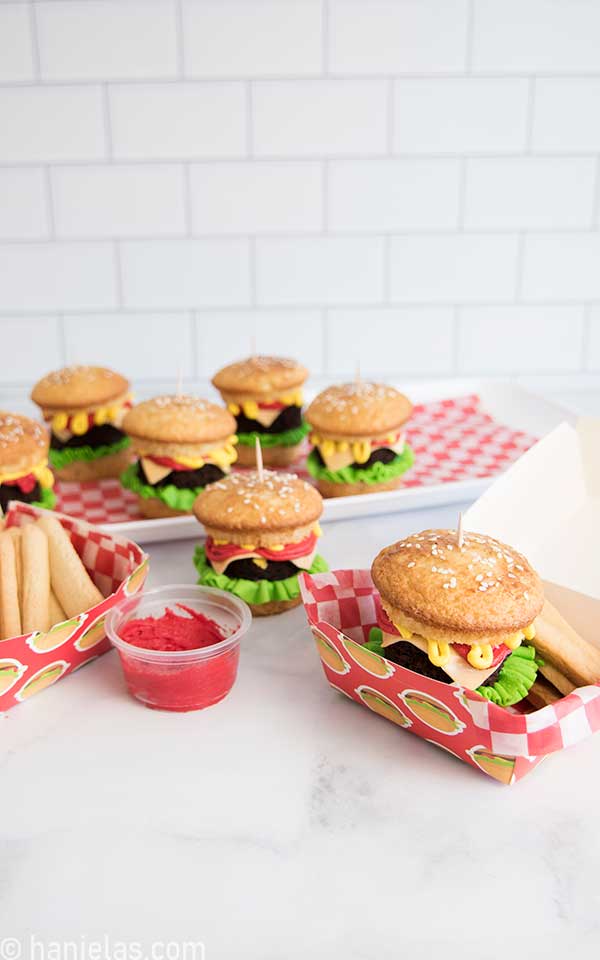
[372,529,544,647]
[193,469,322,540]
[31,365,129,412]
[123,395,236,447]
[0,411,50,473]
[306,382,412,440]
[212,355,307,397]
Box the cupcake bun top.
[194,469,322,534]
[123,395,236,445]
[306,382,412,438]
[0,411,50,472]
[212,355,307,396]
[31,365,129,410]
[372,529,544,644]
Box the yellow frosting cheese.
[0,460,54,489]
[389,621,536,671]
[50,394,133,434]
[428,639,451,667]
[467,644,494,669]
[140,438,238,485]
[312,432,406,473]
[227,391,304,419]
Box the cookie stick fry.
[37,515,103,617]
[49,590,66,625]
[21,523,50,634]
[527,676,562,710]
[7,527,22,610]
[534,599,600,688]
[0,532,21,640]
[539,662,576,698]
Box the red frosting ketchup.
[116,604,239,712]
[120,604,225,651]
[205,531,317,565]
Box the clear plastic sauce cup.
[106,584,252,712]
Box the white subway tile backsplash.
[0,243,117,311]
[120,240,251,308]
[110,83,246,160]
[0,317,61,382]
[523,234,600,301]
[464,159,597,230]
[329,0,468,75]
[0,87,105,163]
[473,0,600,74]
[328,160,460,232]
[190,162,322,234]
[390,235,519,302]
[325,310,456,375]
[0,0,598,390]
[36,0,178,81]
[52,165,186,238]
[0,168,48,239]
[0,3,34,82]
[195,311,325,375]
[458,307,585,372]
[256,238,385,305]
[393,79,529,154]
[183,0,322,77]
[533,80,600,153]
[587,311,600,371]
[64,314,194,378]
[252,80,388,156]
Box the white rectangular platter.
[100,378,574,545]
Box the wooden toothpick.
[255,435,264,482]
[457,512,464,549]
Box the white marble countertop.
[2,494,600,959]
[1,385,599,957]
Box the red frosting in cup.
[120,604,224,651]
[116,605,239,712]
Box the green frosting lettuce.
[364,629,540,709]
[306,444,415,486]
[32,486,56,511]
[236,420,310,448]
[50,435,130,470]
[120,461,206,512]
[476,645,541,708]
[194,544,328,606]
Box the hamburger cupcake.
[0,411,55,513]
[31,365,132,481]
[211,355,309,467]
[120,395,238,519]
[369,529,544,709]
[193,470,327,616]
[305,382,414,498]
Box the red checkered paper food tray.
[299,569,600,785]
[54,394,537,525]
[0,501,149,711]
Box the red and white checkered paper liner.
[300,569,600,785]
[53,394,537,525]
[0,502,148,712]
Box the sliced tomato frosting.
[2,472,38,493]
[257,400,286,411]
[147,455,195,472]
[374,593,510,665]
[206,531,317,564]
[453,642,510,667]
